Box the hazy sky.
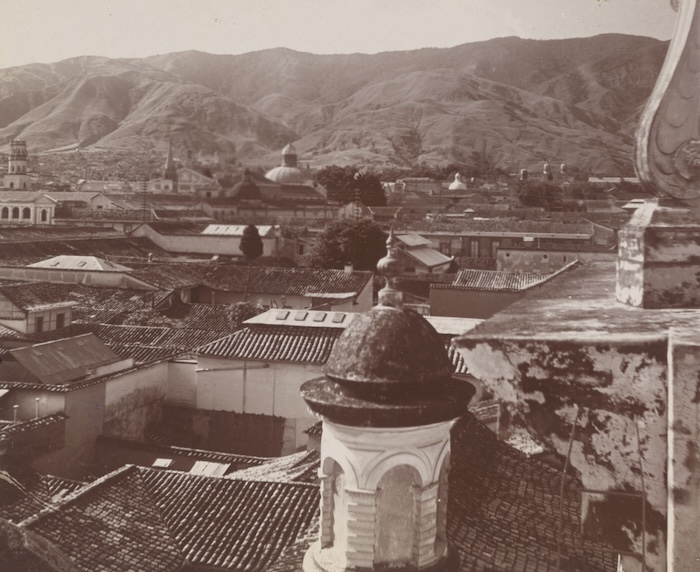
[0,0,676,69]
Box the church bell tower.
[5,140,31,190]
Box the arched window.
[40,209,47,222]
[375,465,420,566]
[9,182,14,189]
[11,207,19,219]
[1,207,8,219]
[22,207,31,219]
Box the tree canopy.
[240,224,264,301]
[517,180,564,210]
[305,218,387,271]
[239,224,264,261]
[316,166,386,206]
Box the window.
[297,244,305,255]
[11,207,19,219]
[55,313,65,330]
[375,466,419,565]
[439,241,451,255]
[40,209,47,222]
[1,207,8,219]
[470,240,480,258]
[22,207,30,219]
[35,316,44,333]
[491,240,501,258]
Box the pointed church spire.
[162,140,178,191]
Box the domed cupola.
[265,142,308,185]
[302,229,473,427]
[229,169,262,202]
[301,230,471,572]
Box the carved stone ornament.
[635,0,700,204]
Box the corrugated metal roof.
[396,233,432,247]
[10,333,123,384]
[403,245,453,268]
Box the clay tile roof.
[263,415,617,571]
[0,282,76,313]
[138,467,319,570]
[80,324,226,364]
[201,266,372,296]
[448,414,617,571]
[433,262,579,293]
[0,282,168,325]
[129,264,206,289]
[0,413,67,439]
[304,421,322,436]
[196,326,343,363]
[0,461,85,524]
[95,435,270,470]
[21,466,185,572]
[160,303,255,332]
[447,269,552,292]
[225,450,320,483]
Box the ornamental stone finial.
[634,0,700,208]
[376,227,403,307]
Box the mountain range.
[0,34,668,174]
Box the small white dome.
[448,173,467,191]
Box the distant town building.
[3,140,31,190]
[265,143,310,185]
[200,148,329,221]
[0,192,55,225]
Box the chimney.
[343,263,353,274]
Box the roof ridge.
[97,434,271,464]
[137,465,320,489]
[19,465,140,526]
[520,259,581,291]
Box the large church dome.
[265,143,308,184]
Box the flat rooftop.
[454,262,700,344]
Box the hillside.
[0,34,668,173]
